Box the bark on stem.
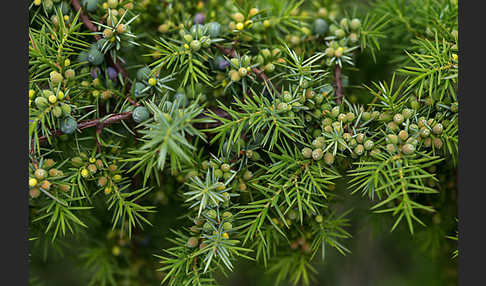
[334,65,344,104]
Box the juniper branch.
[334,65,344,104]
[71,0,128,79]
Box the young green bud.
[398,130,409,141]
[35,97,49,109]
[432,123,443,135]
[433,138,443,149]
[98,176,108,187]
[354,144,364,156]
[386,144,397,153]
[364,140,374,150]
[324,152,334,165]
[312,148,323,160]
[420,127,431,138]
[220,163,231,172]
[346,112,355,122]
[34,169,47,180]
[190,40,201,51]
[393,113,404,124]
[50,71,63,84]
[206,209,217,219]
[362,111,371,121]
[312,137,325,149]
[243,170,253,181]
[387,134,398,145]
[187,237,199,248]
[302,147,312,158]
[387,122,399,131]
[223,211,232,218]
[222,222,232,230]
[401,143,415,155]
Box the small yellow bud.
[103,3,109,9]
[34,0,41,6]
[236,22,244,30]
[113,174,122,181]
[104,187,112,195]
[148,77,157,86]
[335,47,344,57]
[48,95,57,104]
[63,15,69,22]
[64,59,70,67]
[116,24,126,34]
[233,12,244,22]
[29,178,38,187]
[452,54,458,61]
[158,24,169,33]
[80,168,89,177]
[222,232,229,239]
[103,28,113,38]
[57,91,64,100]
[249,8,259,17]
[29,90,35,98]
[89,157,96,163]
[112,246,120,256]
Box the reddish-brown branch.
[34,106,231,149]
[36,112,133,145]
[334,65,344,104]
[71,0,99,34]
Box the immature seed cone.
[433,123,443,135]
[386,144,397,153]
[354,144,365,156]
[312,148,323,160]
[87,164,97,173]
[398,130,409,141]
[220,163,231,172]
[98,176,108,187]
[40,180,51,190]
[44,159,55,168]
[222,222,232,230]
[433,138,443,149]
[116,24,126,34]
[29,188,40,198]
[34,169,47,180]
[239,182,247,191]
[187,237,199,248]
[364,140,374,150]
[243,170,253,181]
[401,143,415,155]
[202,222,212,233]
[324,152,334,165]
[59,184,70,192]
[48,168,59,177]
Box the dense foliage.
[29,0,458,285]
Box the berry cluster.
[29,158,70,198]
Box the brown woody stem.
[334,65,344,104]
